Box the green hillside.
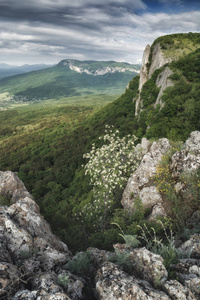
[137,33,200,141]
[0,33,200,252]
[0,60,140,104]
[152,32,200,61]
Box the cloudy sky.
[0,0,200,66]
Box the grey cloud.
[0,0,200,65]
[143,11,200,32]
[0,0,146,22]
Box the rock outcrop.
[154,66,173,109]
[135,42,174,116]
[138,44,151,92]
[135,44,150,116]
[62,60,140,76]
[148,43,172,79]
[95,239,200,300]
[121,131,200,222]
[0,171,81,300]
[121,137,171,214]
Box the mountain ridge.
[0,60,141,103]
[60,59,140,76]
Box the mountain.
[0,32,200,255]
[60,59,140,75]
[134,32,200,141]
[0,63,53,79]
[0,60,140,103]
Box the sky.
[0,0,200,66]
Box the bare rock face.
[0,171,74,299]
[185,131,200,153]
[179,235,200,259]
[138,44,151,92]
[121,137,171,214]
[135,43,173,116]
[0,171,32,203]
[135,44,150,116]
[148,203,167,221]
[163,280,196,300]
[0,263,20,298]
[173,258,200,298]
[95,262,170,300]
[148,43,172,79]
[154,66,174,109]
[170,150,200,179]
[95,239,199,300]
[129,247,168,287]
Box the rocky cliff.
[135,42,173,116]
[0,132,200,299]
[122,131,200,221]
[62,60,140,76]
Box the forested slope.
[0,33,200,252]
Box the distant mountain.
[0,64,53,80]
[0,60,141,102]
[60,59,140,75]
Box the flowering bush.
[81,125,142,227]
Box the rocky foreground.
[0,132,200,299]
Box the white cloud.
[0,0,200,65]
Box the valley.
[0,60,140,106]
[0,33,200,254]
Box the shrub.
[57,274,69,288]
[81,125,142,228]
[0,194,12,206]
[109,222,140,274]
[67,251,93,276]
[109,249,133,273]
[112,222,141,248]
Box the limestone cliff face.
[138,44,151,92]
[135,44,151,116]
[135,42,173,116]
[148,43,172,79]
[62,60,140,76]
[154,66,174,109]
